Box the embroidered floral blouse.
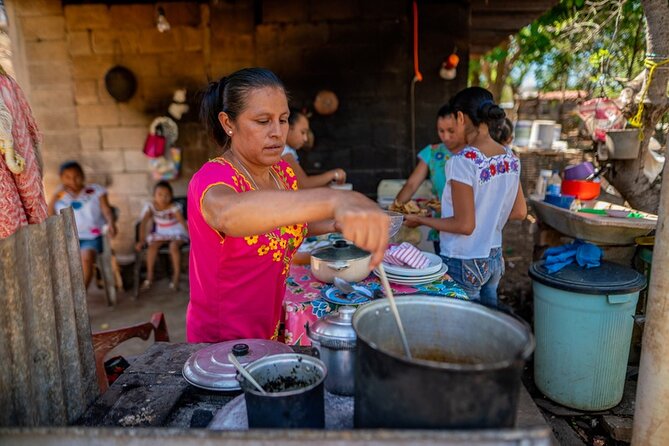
[186,157,307,342]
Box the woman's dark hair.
[449,87,506,132]
[59,160,84,177]
[491,117,514,145]
[288,107,306,127]
[200,67,286,147]
[154,180,173,197]
[436,103,454,119]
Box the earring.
[228,130,232,135]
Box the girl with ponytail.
[404,87,527,306]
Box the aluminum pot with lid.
[306,306,357,395]
[310,240,371,283]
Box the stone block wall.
[10,0,468,256]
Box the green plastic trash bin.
[529,261,646,411]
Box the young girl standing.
[404,87,527,306]
[136,181,188,291]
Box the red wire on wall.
[412,0,423,82]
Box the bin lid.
[529,260,646,295]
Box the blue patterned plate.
[321,285,373,306]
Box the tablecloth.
[282,264,468,345]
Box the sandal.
[169,281,180,292]
[140,280,152,291]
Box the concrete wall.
[9,0,468,256]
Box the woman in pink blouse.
[188,68,389,342]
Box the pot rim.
[352,295,535,372]
[238,353,327,397]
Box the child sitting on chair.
[136,181,188,291]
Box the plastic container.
[546,171,561,195]
[529,120,556,149]
[535,169,553,199]
[561,179,601,201]
[563,162,595,181]
[514,120,532,147]
[543,194,575,209]
[529,261,646,410]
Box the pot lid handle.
[232,343,250,356]
[337,306,356,322]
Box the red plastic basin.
[561,180,601,201]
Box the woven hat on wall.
[313,90,339,115]
[104,65,137,103]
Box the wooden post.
[632,159,669,444]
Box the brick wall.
[10,0,468,256]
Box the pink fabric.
[0,75,46,239]
[186,157,306,343]
[383,242,429,269]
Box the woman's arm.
[395,160,429,204]
[403,180,475,235]
[100,194,117,237]
[282,153,344,188]
[202,187,389,267]
[507,183,527,221]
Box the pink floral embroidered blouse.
[186,157,307,343]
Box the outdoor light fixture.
[156,6,171,33]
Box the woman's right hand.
[332,168,346,184]
[333,192,389,269]
[135,241,144,252]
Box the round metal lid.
[310,240,370,262]
[307,306,357,349]
[528,260,646,295]
[182,339,293,391]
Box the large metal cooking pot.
[310,240,371,283]
[352,295,535,429]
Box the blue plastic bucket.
[529,261,645,410]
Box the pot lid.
[528,260,646,295]
[307,306,357,349]
[182,339,293,391]
[311,239,370,262]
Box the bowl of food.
[384,210,404,238]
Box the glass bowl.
[384,210,404,238]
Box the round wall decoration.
[104,65,137,102]
[313,90,339,115]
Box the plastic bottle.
[535,169,553,199]
[546,170,562,196]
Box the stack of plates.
[373,252,447,285]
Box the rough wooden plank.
[24,222,67,425]
[46,216,86,423]
[62,208,99,407]
[125,342,205,376]
[0,229,37,426]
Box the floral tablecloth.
[282,264,468,346]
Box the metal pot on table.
[310,240,371,283]
[306,306,357,396]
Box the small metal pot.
[310,240,371,283]
[306,306,357,396]
[238,353,327,428]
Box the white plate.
[374,264,448,285]
[382,252,443,277]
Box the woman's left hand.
[107,223,117,238]
[403,214,422,228]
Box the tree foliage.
[471,0,647,98]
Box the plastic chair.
[96,206,122,306]
[92,312,170,392]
